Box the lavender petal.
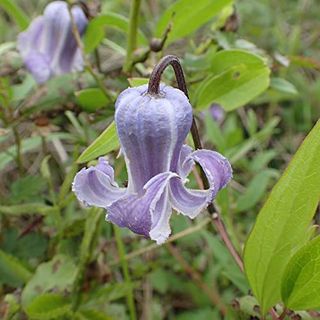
[115,84,193,193]
[107,172,177,243]
[72,158,125,208]
[170,149,232,218]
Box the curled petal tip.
[72,160,125,208]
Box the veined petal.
[191,150,232,192]
[170,148,232,218]
[43,1,87,75]
[17,17,51,83]
[58,5,87,73]
[72,158,125,208]
[107,172,177,243]
[115,84,192,194]
[17,1,87,83]
[177,144,193,181]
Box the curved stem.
[148,55,244,272]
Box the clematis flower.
[72,83,232,244]
[17,1,88,84]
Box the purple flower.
[72,84,232,244]
[209,104,225,123]
[17,1,88,84]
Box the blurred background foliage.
[0,0,319,319]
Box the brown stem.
[278,307,288,320]
[211,211,243,271]
[148,55,244,272]
[166,243,227,316]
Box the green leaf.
[0,42,15,56]
[0,0,29,30]
[77,121,119,163]
[1,229,48,261]
[244,120,320,314]
[12,74,36,101]
[10,175,47,203]
[25,294,71,320]
[155,0,233,45]
[75,88,109,112]
[236,169,277,213]
[0,249,32,287]
[127,77,149,87]
[204,112,227,152]
[195,50,270,111]
[84,13,147,53]
[75,310,113,320]
[22,254,77,306]
[281,236,320,310]
[270,77,298,95]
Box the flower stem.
[123,0,142,73]
[113,225,137,320]
[148,55,244,272]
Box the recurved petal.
[170,149,232,218]
[107,172,176,243]
[191,150,232,192]
[72,158,125,208]
[177,144,193,180]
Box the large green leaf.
[25,294,71,320]
[195,50,270,111]
[281,236,320,310]
[77,121,119,163]
[155,0,233,45]
[244,120,320,314]
[0,249,32,287]
[84,13,147,53]
[0,0,29,30]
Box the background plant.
[0,0,319,319]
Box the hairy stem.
[123,0,142,73]
[148,55,244,272]
[113,225,137,320]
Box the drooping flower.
[72,83,232,244]
[17,1,88,84]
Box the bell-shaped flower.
[17,1,88,84]
[73,84,232,244]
